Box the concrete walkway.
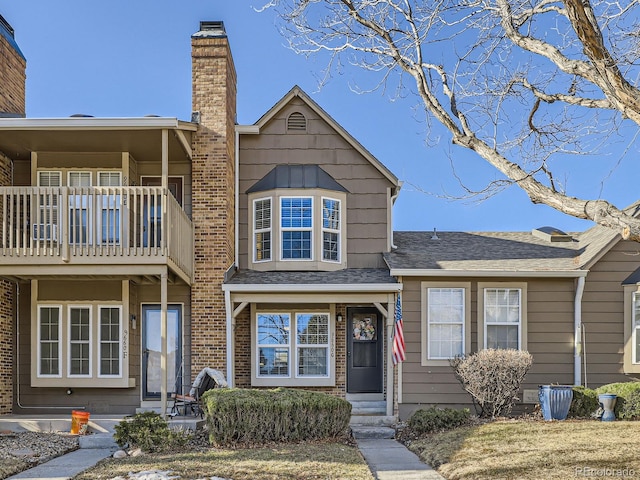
[6,448,114,480]
[356,438,446,480]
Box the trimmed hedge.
[568,382,640,419]
[202,387,352,445]
[409,406,471,434]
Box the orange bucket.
[70,410,90,435]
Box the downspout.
[234,128,240,268]
[574,275,586,386]
[389,184,402,250]
[225,289,234,387]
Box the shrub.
[202,387,352,445]
[596,381,640,418]
[450,349,533,418]
[113,411,190,452]
[408,406,471,435]
[568,386,599,418]
[619,389,640,420]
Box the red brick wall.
[0,23,26,115]
[190,32,237,379]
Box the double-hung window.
[68,171,92,245]
[69,306,91,377]
[427,288,465,359]
[35,171,62,242]
[421,282,470,365]
[38,306,62,377]
[624,288,640,374]
[98,172,122,245]
[322,198,340,262]
[99,306,122,377]
[257,313,290,376]
[483,287,522,350]
[281,197,312,260]
[253,198,272,262]
[256,311,332,386]
[634,293,640,365]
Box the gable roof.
[238,85,400,190]
[246,164,348,194]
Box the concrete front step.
[351,426,396,439]
[79,432,119,449]
[350,400,386,416]
[350,415,396,427]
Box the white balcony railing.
[0,186,193,279]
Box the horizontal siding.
[238,99,395,270]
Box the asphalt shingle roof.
[225,268,397,286]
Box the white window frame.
[624,286,640,374]
[37,305,62,378]
[478,283,528,351]
[321,197,341,263]
[421,282,471,366]
[253,197,272,263]
[67,305,92,378]
[256,312,291,378]
[98,305,123,378]
[295,313,330,378]
[280,196,314,261]
[98,171,122,187]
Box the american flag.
[392,294,406,364]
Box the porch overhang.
[0,117,196,162]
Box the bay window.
[249,190,345,270]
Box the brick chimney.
[0,14,26,116]
[190,21,237,380]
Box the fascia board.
[222,283,402,293]
[0,117,193,130]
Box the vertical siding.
[238,97,394,270]
[582,240,640,386]
[399,276,576,419]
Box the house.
[0,14,638,421]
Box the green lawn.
[408,419,640,480]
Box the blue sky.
[0,1,635,233]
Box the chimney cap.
[192,21,227,39]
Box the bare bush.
[450,349,533,418]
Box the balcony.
[0,186,193,283]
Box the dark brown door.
[346,307,383,393]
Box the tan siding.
[238,99,395,271]
[582,240,640,386]
[398,276,579,414]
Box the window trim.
[252,197,272,263]
[280,196,314,262]
[295,312,330,378]
[97,171,122,187]
[623,285,640,374]
[37,305,63,378]
[98,305,123,378]
[478,282,527,351]
[252,305,336,387]
[256,312,291,378]
[421,282,471,366]
[67,305,93,378]
[321,196,341,263]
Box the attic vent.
[532,226,573,242]
[287,112,307,131]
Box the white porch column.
[386,294,394,416]
[160,268,168,417]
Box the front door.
[142,304,182,400]
[346,307,383,393]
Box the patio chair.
[171,367,227,417]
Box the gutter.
[389,269,590,278]
[222,283,402,293]
[574,275,586,386]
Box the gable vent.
[532,226,573,242]
[287,112,307,131]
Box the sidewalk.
[6,448,113,480]
[356,438,446,480]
